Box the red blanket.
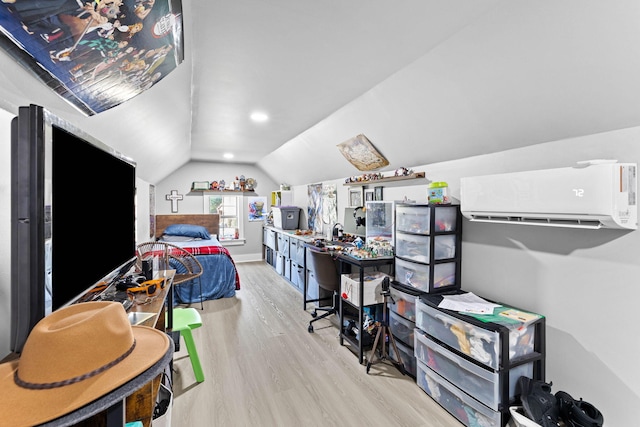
[176,245,241,290]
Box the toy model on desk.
[366,276,405,375]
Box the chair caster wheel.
[311,311,317,318]
[308,325,314,333]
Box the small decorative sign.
[191,181,210,191]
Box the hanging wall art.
[0,0,184,115]
[337,134,389,171]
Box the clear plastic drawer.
[396,205,458,234]
[416,359,501,427]
[415,300,536,370]
[388,285,420,321]
[395,233,457,263]
[414,329,533,411]
[388,337,417,378]
[389,310,415,347]
[395,257,457,293]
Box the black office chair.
[307,248,341,333]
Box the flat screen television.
[10,104,137,354]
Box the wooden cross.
[166,190,183,213]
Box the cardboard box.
[340,272,391,307]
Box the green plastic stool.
[170,307,205,383]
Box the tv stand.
[40,343,173,426]
[3,269,176,426]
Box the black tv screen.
[11,105,136,353]
[51,125,136,310]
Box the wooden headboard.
[155,214,220,238]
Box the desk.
[303,244,394,364]
[336,253,394,365]
[129,269,175,332]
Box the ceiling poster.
[0,0,184,115]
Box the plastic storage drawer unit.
[414,330,533,411]
[415,299,537,370]
[416,359,501,427]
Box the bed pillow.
[163,223,211,240]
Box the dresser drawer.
[414,330,533,411]
[415,300,537,370]
[416,359,501,427]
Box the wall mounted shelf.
[343,172,426,186]
[188,190,256,195]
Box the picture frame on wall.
[349,187,363,207]
[374,186,383,201]
[364,188,375,202]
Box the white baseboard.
[231,253,264,263]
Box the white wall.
[288,127,639,426]
[155,161,278,262]
[0,108,13,357]
[136,177,152,245]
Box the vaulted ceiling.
[0,0,638,186]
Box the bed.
[155,214,240,303]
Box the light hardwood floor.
[170,261,462,427]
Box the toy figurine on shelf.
[219,179,226,190]
[210,180,219,190]
[395,167,413,176]
[238,175,246,191]
[245,178,256,191]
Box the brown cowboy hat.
[0,301,170,426]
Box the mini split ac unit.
[460,161,637,230]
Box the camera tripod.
[366,277,405,375]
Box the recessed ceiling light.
[223,153,234,159]
[250,111,269,122]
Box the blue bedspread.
[166,238,239,303]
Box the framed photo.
[364,188,375,202]
[349,188,363,207]
[374,186,383,201]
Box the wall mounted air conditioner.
[460,161,637,230]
